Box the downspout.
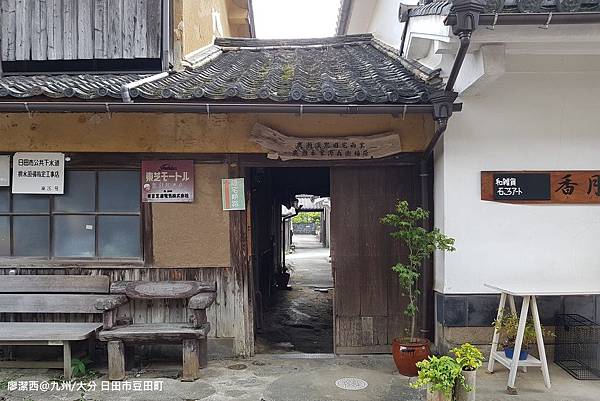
[418,0,485,342]
[120,72,170,103]
[445,0,486,92]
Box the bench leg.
[182,339,200,382]
[63,341,72,380]
[107,341,126,381]
[199,337,208,369]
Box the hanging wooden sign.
[249,123,402,161]
[481,171,600,204]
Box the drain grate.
[335,377,368,391]
[272,353,335,359]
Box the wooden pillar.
[63,341,72,380]
[228,155,254,357]
[182,339,200,381]
[107,340,126,380]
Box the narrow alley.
[256,234,333,354]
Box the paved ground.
[256,235,334,354]
[1,355,600,401]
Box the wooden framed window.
[0,169,142,260]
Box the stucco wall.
[153,164,230,268]
[434,71,600,294]
[0,113,433,153]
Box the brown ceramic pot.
[391,337,430,376]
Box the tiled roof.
[0,34,440,105]
[409,0,599,17]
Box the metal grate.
[555,314,600,380]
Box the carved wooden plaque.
[249,123,402,161]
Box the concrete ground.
[1,354,600,401]
[256,234,334,354]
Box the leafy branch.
[381,200,455,341]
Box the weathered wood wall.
[0,0,162,61]
[331,165,416,354]
[0,267,252,356]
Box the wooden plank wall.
[0,267,252,356]
[331,166,416,354]
[0,0,162,61]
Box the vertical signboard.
[0,156,9,186]
[142,160,195,203]
[12,152,64,194]
[222,178,246,210]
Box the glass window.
[12,194,49,213]
[13,216,49,256]
[54,171,96,212]
[98,171,140,212]
[0,189,9,213]
[0,216,9,256]
[0,169,141,260]
[98,216,141,258]
[53,215,96,257]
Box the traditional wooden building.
[0,1,460,358]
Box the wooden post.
[228,155,254,357]
[63,341,72,380]
[107,340,125,380]
[182,339,200,381]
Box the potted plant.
[451,343,484,401]
[275,265,291,289]
[381,200,455,376]
[410,355,463,401]
[492,310,552,360]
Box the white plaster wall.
[367,0,405,48]
[435,71,600,294]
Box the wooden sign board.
[482,171,600,204]
[249,123,402,161]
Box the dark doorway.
[248,163,423,355]
[250,167,333,354]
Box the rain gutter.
[0,101,462,115]
[446,12,600,26]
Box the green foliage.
[381,200,455,339]
[492,309,553,350]
[71,357,93,378]
[451,343,484,371]
[410,355,463,399]
[292,211,321,225]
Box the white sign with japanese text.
[0,156,9,186]
[12,152,64,194]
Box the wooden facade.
[0,0,162,61]
[0,112,433,357]
[331,166,416,353]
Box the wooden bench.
[97,280,216,382]
[0,274,127,380]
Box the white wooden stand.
[486,286,550,394]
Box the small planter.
[426,389,452,401]
[391,337,430,377]
[504,347,528,360]
[275,272,290,289]
[455,369,476,401]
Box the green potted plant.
[492,310,552,361]
[410,355,463,401]
[381,200,455,376]
[451,343,483,401]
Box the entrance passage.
[257,232,333,353]
[250,167,333,354]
